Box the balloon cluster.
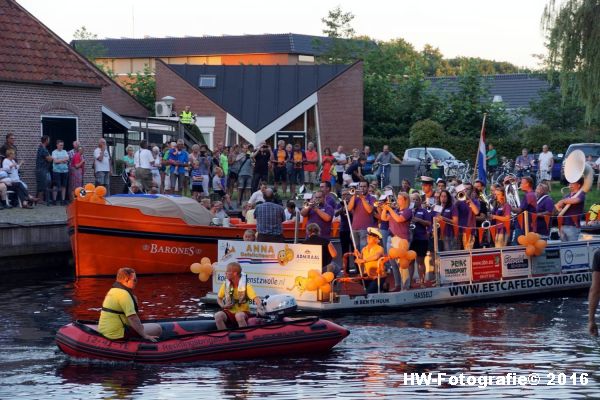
[517,232,547,257]
[74,183,107,204]
[190,257,215,282]
[387,237,417,269]
[305,269,335,295]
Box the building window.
[298,55,315,63]
[199,75,216,88]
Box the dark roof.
[72,33,334,59]
[165,62,354,132]
[426,74,552,109]
[0,0,108,87]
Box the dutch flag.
[477,115,487,185]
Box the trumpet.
[456,191,467,201]
[348,187,356,196]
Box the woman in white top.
[2,149,36,208]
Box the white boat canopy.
[105,195,213,226]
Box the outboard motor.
[260,295,297,321]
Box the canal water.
[1,270,600,399]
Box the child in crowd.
[190,159,204,201]
[212,167,225,198]
[243,229,256,242]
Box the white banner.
[502,248,530,278]
[560,243,590,272]
[213,240,322,301]
[439,251,471,284]
[531,246,562,275]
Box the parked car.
[560,143,600,183]
[403,147,465,179]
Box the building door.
[41,116,77,152]
[276,132,305,149]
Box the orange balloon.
[308,269,320,279]
[199,263,213,275]
[526,232,539,245]
[320,284,332,295]
[407,250,417,261]
[84,183,96,192]
[517,235,527,246]
[398,239,409,252]
[322,271,335,283]
[534,248,543,257]
[90,195,105,204]
[534,239,547,252]
[388,247,401,258]
[525,245,536,257]
[313,275,326,287]
[201,257,211,265]
[94,185,107,197]
[306,279,318,291]
[399,258,410,269]
[198,272,210,282]
[398,248,408,259]
[190,262,202,274]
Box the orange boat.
[68,194,338,277]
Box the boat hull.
[55,318,349,363]
[68,200,324,277]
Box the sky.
[17,0,551,69]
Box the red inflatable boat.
[56,317,349,363]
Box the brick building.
[156,60,363,152]
[0,0,149,194]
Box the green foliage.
[409,119,445,147]
[543,0,600,124]
[529,84,585,130]
[315,6,362,64]
[123,64,155,111]
[72,26,114,78]
[519,125,592,154]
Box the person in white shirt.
[93,138,111,191]
[248,183,267,205]
[332,145,347,191]
[134,140,154,192]
[150,146,161,190]
[537,144,554,182]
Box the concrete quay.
[0,205,71,272]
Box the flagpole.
[473,113,487,182]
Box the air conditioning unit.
[155,101,173,117]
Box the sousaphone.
[557,149,594,216]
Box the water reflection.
[0,272,600,398]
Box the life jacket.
[101,282,139,316]
[590,204,600,221]
[224,273,249,305]
[180,111,193,124]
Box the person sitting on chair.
[215,262,264,330]
[98,267,162,341]
[354,227,385,293]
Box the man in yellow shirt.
[98,267,162,341]
[215,262,263,330]
[354,227,385,293]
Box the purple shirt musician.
[305,204,335,239]
[436,205,458,238]
[561,191,585,227]
[535,194,555,236]
[456,198,480,230]
[351,194,376,230]
[493,203,512,235]
[389,208,412,240]
[412,207,432,240]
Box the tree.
[315,6,365,64]
[409,119,445,147]
[123,64,155,111]
[543,0,600,123]
[529,83,585,130]
[72,26,113,77]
